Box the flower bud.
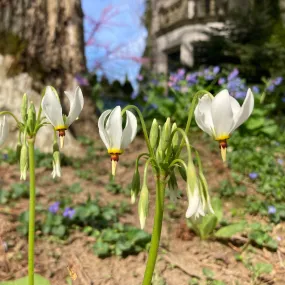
[171,123,179,151]
[16,142,22,162]
[27,102,36,134]
[187,161,197,197]
[20,144,28,180]
[160,118,171,152]
[168,172,179,203]
[130,168,140,204]
[52,142,61,179]
[21,94,28,122]
[138,183,149,229]
[149,119,159,149]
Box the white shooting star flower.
[0,116,9,146]
[98,106,137,176]
[194,89,254,161]
[41,86,84,148]
[186,183,214,219]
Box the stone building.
[150,0,285,73]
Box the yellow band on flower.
[215,134,230,141]
[108,148,123,154]
[55,125,67,131]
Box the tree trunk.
[0,0,96,138]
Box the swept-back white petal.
[121,110,137,149]
[195,202,205,219]
[66,86,84,126]
[230,88,254,133]
[211,89,234,138]
[194,95,214,136]
[42,86,64,128]
[229,96,241,117]
[98,109,112,149]
[186,186,200,218]
[0,116,9,145]
[106,106,122,150]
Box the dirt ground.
[0,136,284,285]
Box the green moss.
[0,31,26,56]
[0,31,47,80]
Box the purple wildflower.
[268,206,276,214]
[49,202,60,214]
[2,154,8,160]
[267,84,275,92]
[252,86,260,93]
[131,91,138,99]
[249,172,258,180]
[277,158,283,165]
[63,207,76,219]
[75,74,89,86]
[137,74,143,81]
[281,96,285,103]
[234,91,246,99]
[228,68,239,81]
[213,66,220,74]
[186,73,198,84]
[218,77,226,85]
[177,68,186,77]
[205,74,214,81]
[274,77,283,86]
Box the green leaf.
[214,222,247,238]
[202,267,214,279]
[0,274,51,285]
[245,117,265,130]
[51,225,66,238]
[211,198,223,223]
[93,240,110,257]
[68,182,82,193]
[253,263,273,275]
[200,215,218,239]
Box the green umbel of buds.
[149,119,159,149]
[27,102,36,135]
[21,94,28,122]
[20,143,28,180]
[130,166,140,204]
[138,183,149,229]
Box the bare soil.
[0,136,284,285]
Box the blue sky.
[82,0,147,88]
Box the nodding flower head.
[41,86,84,148]
[98,106,137,176]
[194,89,254,161]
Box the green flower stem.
[169,158,187,171]
[28,138,36,285]
[142,174,166,285]
[121,105,154,158]
[0,111,21,125]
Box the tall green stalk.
[142,174,166,285]
[28,138,36,285]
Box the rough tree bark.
[0,0,96,138]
